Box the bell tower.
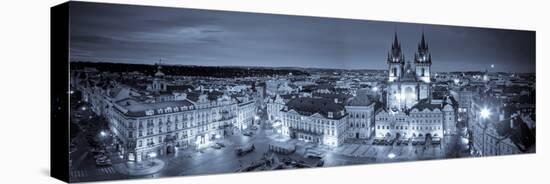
[414,32,432,83]
[152,59,167,92]
[388,32,405,82]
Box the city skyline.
[69,2,535,73]
[61,2,535,183]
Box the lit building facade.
[386,33,432,110]
[280,97,348,147]
[107,93,239,162]
[266,94,286,123]
[345,89,375,139]
[375,33,457,140]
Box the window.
[421,68,425,76]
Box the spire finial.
[393,31,399,46]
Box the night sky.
[69,2,536,72]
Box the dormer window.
[328,112,333,118]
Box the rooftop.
[284,97,346,120]
[116,99,195,117]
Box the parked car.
[242,131,253,137]
[216,142,225,148]
[95,157,111,166]
[92,149,105,156]
[304,149,324,159]
[94,154,108,160]
[236,144,255,156]
[211,144,222,149]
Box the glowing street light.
[372,86,379,92]
[387,153,396,159]
[100,131,107,137]
[480,108,491,119]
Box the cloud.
[68,1,535,72]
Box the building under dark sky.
[69,2,536,73]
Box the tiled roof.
[410,99,441,111]
[492,116,536,152]
[116,99,195,117]
[283,97,346,120]
[347,89,374,106]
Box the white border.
[0,0,546,184]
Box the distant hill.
[70,61,310,78]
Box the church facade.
[376,33,457,140]
[386,33,432,110]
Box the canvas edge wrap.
[51,2,70,183]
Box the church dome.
[154,65,165,77]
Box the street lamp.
[480,108,491,119]
[387,153,396,159]
[100,131,107,137]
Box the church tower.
[414,33,432,100]
[387,32,405,82]
[414,32,432,83]
[152,60,167,92]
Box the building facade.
[375,33,457,140]
[345,89,375,139]
[107,92,240,162]
[280,97,348,147]
[386,33,432,110]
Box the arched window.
[421,68,426,77]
